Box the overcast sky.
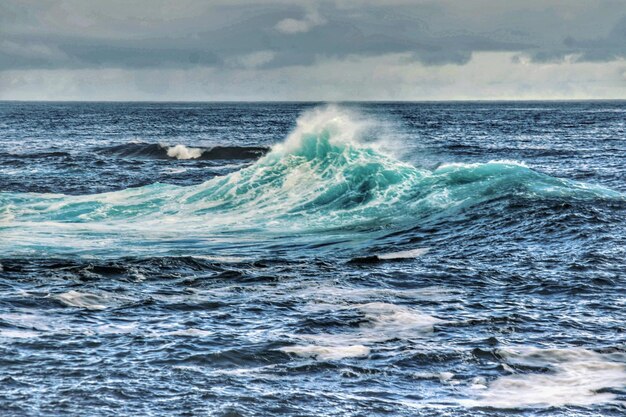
[1,0,625,100]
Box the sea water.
[0,101,625,416]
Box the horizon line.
[1,98,625,104]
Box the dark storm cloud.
[1,0,625,71]
[561,16,626,62]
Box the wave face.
[0,106,621,257]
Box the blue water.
[1,101,625,416]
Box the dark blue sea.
[1,101,625,416]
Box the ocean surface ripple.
[0,101,625,416]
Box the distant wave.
[97,143,269,160]
[0,105,622,257]
[0,151,71,159]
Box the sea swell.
[0,106,622,257]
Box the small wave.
[98,143,268,160]
[378,248,429,260]
[54,290,110,310]
[350,247,429,263]
[161,167,188,174]
[0,151,71,159]
[160,328,214,337]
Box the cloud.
[559,15,626,62]
[2,0,626,72]
[226,50,276,68]
[275,9,326,34]
[1,1,625,99]
[2,52,624,101]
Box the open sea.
[0,101,625,416]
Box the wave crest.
[98,143,268,160]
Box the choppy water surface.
[1,101,625,416]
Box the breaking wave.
[98,142,268,160]
[0,105,622,257]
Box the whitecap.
[166,144,203,160]
[377,247,429,260]
[280,344,370,360]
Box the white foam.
[354,302,442,342]
[163,328,213,337]
[166,144,203,160]
[0,329,40,339]
[437,159,529,170]
[300,302,441,345]
[94,323,138,334]
[191,255,249,263]
[300,285,459,306]
[0,312,73,336]
[378,247,429,260]
[0,205,15,223]
[54,290,109,310]
[413,371,457,384]
[280,344,370,360]
[465,347,626,409]
[162,167,188,174]
[0,311,140,336]
[282,302,441,361]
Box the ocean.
[0,101,625,416]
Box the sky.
[1,0,625,101]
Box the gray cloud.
[560,16,626,62]
[1,1,625,100]
[1,0,625,71]
[275,8,326,34]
